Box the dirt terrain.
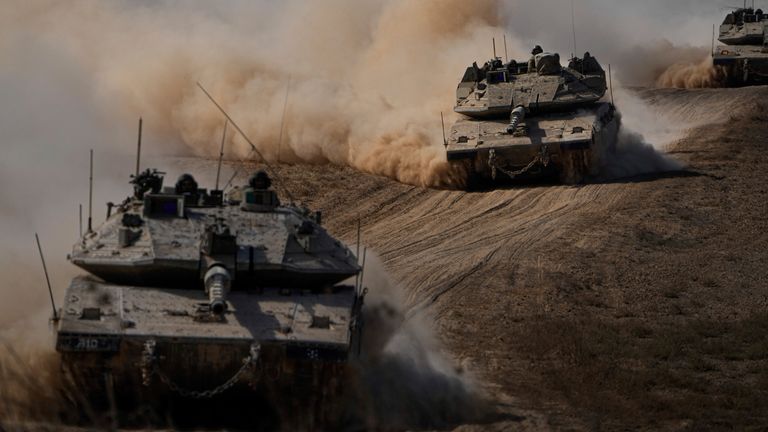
[2,87,765,431]
[253,87,767,430]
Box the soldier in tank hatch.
[242,170,280,209]
[528,45,544,72]
[175,173,198,195]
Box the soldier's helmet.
[249,170,272,190]
[175,173,198,195]
[532,45,543,55]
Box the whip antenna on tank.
[196,82,296,204]
[571,0,578,58]
[355,218,361,292]
[441,112,448,147]
[493,38,497,58]
[215,120,228,191]
[78,204,83,238]
[358,247,368,293]
[608,64,615,105]
[504,34,509,63]
[87,149,94,233]
[277,78,291,164]
[135,118,142,177]
[35,233,58,321]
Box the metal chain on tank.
[141,341,261,399]
[140,340,157,387]
[489,143,550,180]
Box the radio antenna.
[277,78,292,164]
[87,149,93,233]
[492,38,497,58]
[35,233,58,321]
[355,218,361,292]
[608,64,615,105]
[440,112,448,147]
[503,35,509,63]
[358,247,368,293]
[571,0,578,57]
[215,120,228,191]
[78,204,83,238]
[197,82,296,204]
[135,118,142,177]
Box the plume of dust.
[2,0,508,189]
[657,56,727,88]
[598,87,684,180]
[354,253,493,430]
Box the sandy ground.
[250,86,767,431]
[3,87,766,431]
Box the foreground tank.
[713,7,768,86]
[54,168,364,425]
[447,50,620,186]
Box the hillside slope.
[262,87,768,430]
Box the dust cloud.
[1,0,505,189]
[657,57,727,89]
[355,254,490,430]
[501,0,723,87]
[597,88,685,180]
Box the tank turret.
[454,50,607,119]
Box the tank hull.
[714,45,768,86]
[59,340,351,428]
[447,103,619,186]
[54,277,363,427]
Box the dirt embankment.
[264,86,768,430]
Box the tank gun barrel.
[507,106,526,134]
[204,265,231,315]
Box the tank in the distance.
[713,7,768,86]
[54,166,365,426]
[446,47,620,187]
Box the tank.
[713,7,768,86]
[446,49,620,186]
[53,166,365,425]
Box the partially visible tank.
[54,166,365,425]
[446,48,620,186]
[713,7,768,86]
